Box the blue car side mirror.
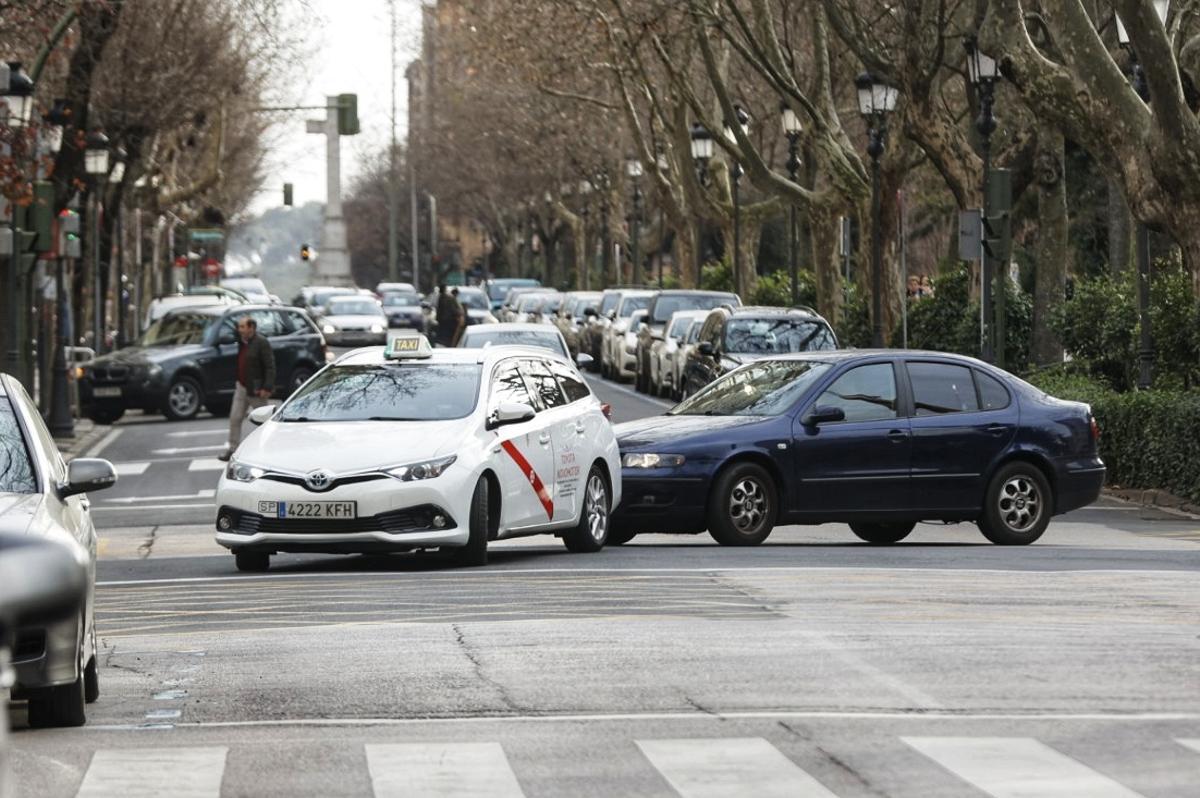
[802,405,845,426]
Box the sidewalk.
[54,418,110,461]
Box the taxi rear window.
[277,364,482,422]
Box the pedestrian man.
[450,287,467,346]
[435,284,462,347]
[218,315,275,462]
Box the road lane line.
[80,710,1200,733]
[93,503,213,513]
[168,429,228,438]
[638,737,837,797]
[801,631,944,709]
[366,742,525,797]
[103,489,215,504]
[113,462,151,476]
[85,428,122,458]
[95,565,1200,587]
[152,444,226,455]
[902,736,1144,797]
[1177,738,1200,754]
[75,747,227,797]
[187,458,225,472]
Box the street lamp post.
[690,123,714,281]
[85,131,110,353]
[965,36,1001,363]
[855,72,899,348]
[781,103,803,305]
[2,62,36,380]
[626,155,644,285]
[1118,1,1169,389]
[724,106,750,298]
[110,148,127,349]
[579,179,594,289]
[42,102,74,437]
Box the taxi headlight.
[322,324,337,334]
[386,455,457,482]
[370,324,385,333]
[226,460,267,483]
[622,453,685,469]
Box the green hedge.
[1027,369,1200,503]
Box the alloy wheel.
[729,477,767,532]
[585,473,608,542]
[998,476,1042,532]
[168,382,200,417]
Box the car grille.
[262,473,389,492]
[227,504,455,535]
[90,365,130,383]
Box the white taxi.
[214,334,621,571]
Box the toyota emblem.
[304,470,333,492]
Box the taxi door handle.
[539,433,552,445]
[574,422,586,435]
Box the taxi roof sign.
[385,333,434,359]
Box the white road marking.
[114,462,150,476]
[94,565,1196,588]
[1177,738,1200,754]
[187,458,225,472]
[103,490,215,504]
[82,710,1200,732]
[75,747,227,798]
[800,630,944,709]
[93,503,213,513]
[638,737,837,798]
[85,428,123,458]
[152,444,226,455]
[902,736,1144,797]
[366,742,525,798]
[168,429,228,438]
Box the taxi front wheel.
[449,477,490,567]
[562,467,610,553]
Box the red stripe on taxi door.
[499,440,554,520]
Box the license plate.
[258,501,357,519]
[94,386,122,398]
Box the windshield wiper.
[366,416,422,421]
[280,416,316,422]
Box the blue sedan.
[611,351,1105,546]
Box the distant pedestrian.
[450,287,467,345]
[907,275,921,300]
[920,275,935,299]
[435,284,462,347]
[218,316,275,462]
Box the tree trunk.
[1033,123,1068,367]
[1107,177,1132,276]
[809,207,843,326]
[674,220,697,288]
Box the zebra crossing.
[62,734,1200,797]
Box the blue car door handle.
[887,429,909,442]
[986,423,1008,436]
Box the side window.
[489,361,535,411]
[908,362,981,416]
[521,359,567,410]
[550,360,591,404]
[17,388,66,484]
[252,310,283,338]
[217,318,238,345]
[975,370,1011,411]
[814,363,898,423]
[0,394,39,492]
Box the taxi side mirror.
[576,353,594,368]
[59,458,118,498]
[487,402,536,430]
[249,405,276,426]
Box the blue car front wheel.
[708,462,777,546]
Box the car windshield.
[517,295,548,312]
[462,330,567,358]
[327,300,383,317]
[312,289,354,306]
[488,280,538,300]
[618,296,652,317]
[140,313,214,346]
[278,364,482,422]
[599,293,620,314]
[670,360,832,417]
[725,318,836,354]
[652,294,736,324]
[457,291,490,310]
[382,292,422,307]
[668,316,694,339]
[0,397,36,493]
[224,279,267,295]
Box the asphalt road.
[8,363,1200,797]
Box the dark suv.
[634,290,740,393]
[80,305,328,423]
[680,306,837,398]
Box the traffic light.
[337,93,360,136]
[300,243,311,261]
[58,209,81,259]
[283,183,293,207]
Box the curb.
[1103,486,1200,521]
[54,419,109,461]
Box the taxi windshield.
[461,330,568,358]
[670,360,832,417]
[278,364,482,422]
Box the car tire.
[850,522,915,545]
[205,399,232,418]
[84,656,100,704]
[977,462,1053,545]
[163,376,203,421]
[562,467,610,553]
[86,405,125,425]
[234,551,270,572]
[27,650,87,729]
[607,525,637,546]
[708,462,777,546]
[449,477,490,567]
[288,366,314,396]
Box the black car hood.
[615,414,769,448]
[91,344,210,367]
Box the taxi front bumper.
[214,467,475,553]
